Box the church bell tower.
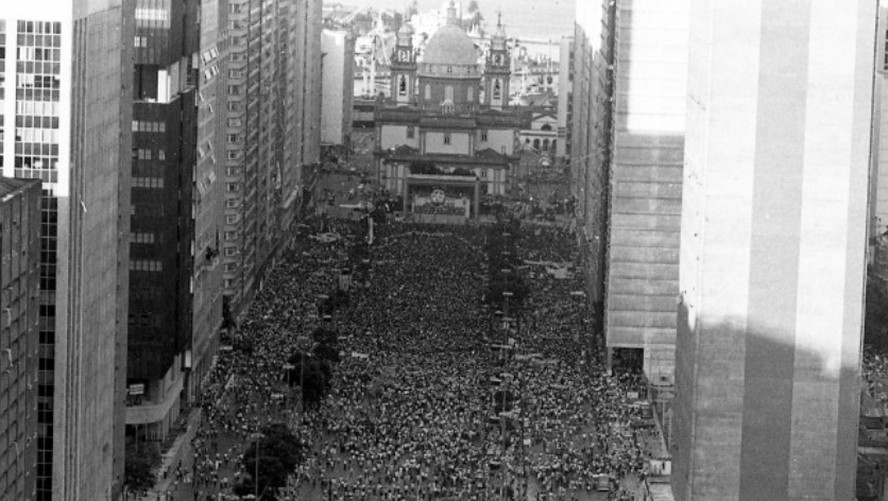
[392,22,417,105]
[485,13,511,110]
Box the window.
[447,66,453,74]
[398,75,407,96]
[132,233,155,244]
[444,86,454,101]
[406,127,415,139]
[424,84,431,100]
[129,260,163,272]
[137,149,152,160]
[468,86,474,102]
[132,177,164,189]
[480,169,488,179]
[227,150,240,160]
[225,263,238,272]
[226,214,239,224]
[228,85,241,95]
[443,133,451,145]
[224,246,238,257]
[480,130,488,142]
[157,149,165,160]
[224,230,237,240]
[226,198,239,208]
[493,79,502,100]
[226,182,240,192]
[227,133,239,143]
[134,36,148,47]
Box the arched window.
[425,84,431,100]
[493,79,501,100]
[533,138,540,150]
[467,86,474,102]
[445,85,454,101]
[398,75,407,96]
[541,124,552,131]
[552,140,557,151]
[542,139,550,151]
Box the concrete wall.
[603,0,689,378]
[424,131,471,155]
[321,29,354,146]
[871,8,888,238]
[380,124,420,150]
[672,1,875,499]
[478,128,514,155]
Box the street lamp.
[250,432,266,499]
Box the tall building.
[126,0,199,440]
[190,0,228,404]
[574,0,690,378]
[555,36,572,160]
[672,1,876,499]
[321,29,356,147]
[570,0,610,319]
[1,2,133,499]
[871,7,888,239]
[0,178,42,501]
[222,0,322,314]
[375,5,530,211]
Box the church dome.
[422,24,478,66]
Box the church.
[374,2,530,219]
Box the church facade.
[374,3,530,217]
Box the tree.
[234,423,306,500]
[408,160,442,175]
[124,440,161,492]
[866,274,888,350]
[285,354,333,408]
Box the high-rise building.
[573,0,690,378]
[871,7,888,239]
[671,1,875,499]
[190,0,228,404]
[321,29,356,147]
[0,178,42,501]
[126,0,200,441]
[570,0,610,320]
[222,0,322,315]
[1,2,133,499]
[555,36,572,160]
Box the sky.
[329,0,576,41]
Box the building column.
[473,178,480,219]
[672,1,876,500]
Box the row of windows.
[16,74,59,89]
[131,232,155,244]
[16,115,58,129]
[17,21,61,35]
[130,260,163,272]
[15,100,58,117]
[15,88,60,103]
[132,120,165,133]
[132,177,164,189]
[135,149,166,161]
[14,127,59,144]
[14,155,57,170]
[16,46,60,62]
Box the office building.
[555,36,572,160]
[871,7,888,239]
[190,0,228,405]
[321,29,356,147]
[573,0,689,378]
[126,0,199,440]
[671,1,875,499]
[1,2,133,499]
[0,178,42,501]
[222,0,322,314]
[570,0,610,317]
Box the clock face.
[430,189,446,205]
[494,55,502,65]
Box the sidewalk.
[129,408,202,501]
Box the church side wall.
[380,125,419,150]
[424,131,471,155]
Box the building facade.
[126,0,199,441]
[189,0,228,404]
[573,0,690,378]
[570,0,611,320]
[871,7,888,240]
[555,36,572,160]
[321,29,356,147]
[222,0,322,314]
[671,1,875,499]
[0,178,42,501]
[375,6,529,210]
[1,2,133,499]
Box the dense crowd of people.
[164,214,660,501]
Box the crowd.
[169,215,658,501]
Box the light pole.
[250,432,266,499]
